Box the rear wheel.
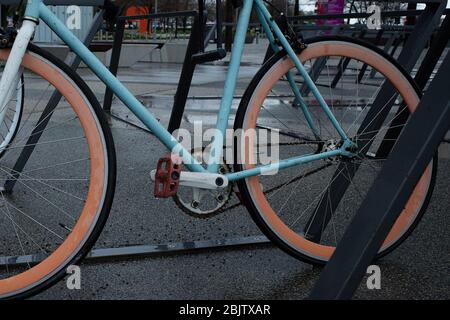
[234,37,436,265]
[0,45,116,299]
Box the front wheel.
[234,37,436,265]
[0,45,116,299]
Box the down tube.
[207,0,254,174]
[37,2,204,173]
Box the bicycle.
[0,0,436,299]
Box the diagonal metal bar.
[167,15,203,133]
[102,11,126,113]
[376,13,450,157]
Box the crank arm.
[151,170,229,190]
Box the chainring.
[172,149,233,219]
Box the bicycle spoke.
[1,197,64,241]
[2,116,79,153]
[0,167,77,221]
[1,193,30,269]
[0,164,87,202]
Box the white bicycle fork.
[0,20,37,125]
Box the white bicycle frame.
[0,21,34,127]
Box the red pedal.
[154,155,182,198]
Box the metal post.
[103,17,126,112]
[216,0,223,49]
[198,0,205,52]
[225,0,233,52]
[167,16,202,133]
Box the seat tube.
[207,0,254,173]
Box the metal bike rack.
[310,0,450,299]
[0,235,271,267]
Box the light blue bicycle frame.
[23,0,354,183]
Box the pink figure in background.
[315,0,345,34]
